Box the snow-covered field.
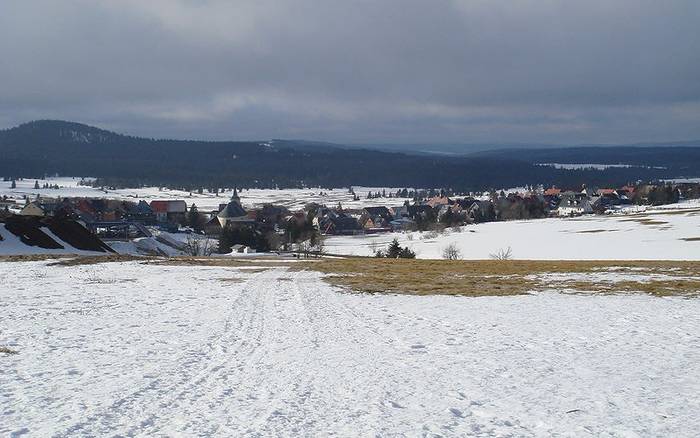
[1,259,699,436]
[325,201,700,260]
[0,177,412,211]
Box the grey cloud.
[0,0,698,144]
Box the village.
[1,178,698,256]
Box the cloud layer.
[1,0,698,144]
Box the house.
[150,200,187,223]
[125,200,154,223]
[230,244,256,254]
[426,195,451,208]
[203,216,223,236]
[19,201,46,217]
[360,206,393,232]
[406,205,434,221]
[390,205,409,219]
[317,210,363,235]
[557,192,593,216]
[389,217,415,231]
[544,187,562,196]
[217,188,255,228]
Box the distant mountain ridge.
[1,120,698,190]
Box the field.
[2,256,700,436]
[313,258,700,297]
[0,177,412,211]
[325,201,700,260]
[2,178,700,435]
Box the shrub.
[442,243,462,260]
[490,246,513,260]
[378,238,415,258]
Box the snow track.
[2,260,700,436]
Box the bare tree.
[489,246,513,261]
[442,243,462,260]
[312,235,326,257]
[184,234,215,256]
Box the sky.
[1,0,699,145]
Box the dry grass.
[680,237,700,242]
[50,254,151,266]
[218,277,244,283]
[621,218,669,226]
[304,258,700,297]
[147,256,296,269]
[0,254,70,263]
[0,347,19,355]
[575,229,617,234]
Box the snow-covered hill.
[0,217,114,256]
[325,201,700,260]
[1,260,699,436]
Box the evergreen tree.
[34,180,40,189]
[10,180,16,189]
[398,247,416,259]
[187,204,204,231]
[387,238,402,258]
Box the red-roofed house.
[150,200,187,223]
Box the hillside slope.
[1,120,696,190]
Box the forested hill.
[472,145,700,170]
[0,120,696,190]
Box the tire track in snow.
[56,268,268,437]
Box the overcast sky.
[1,0,698,145]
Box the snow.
[538,163,667,170]
[1,260,699,436]
[0,177,413,211]
[0,224,105,256]
[324,202,700,260]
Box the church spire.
[231,186,240,201]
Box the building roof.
[150,200,187,213]
[217,200,247,219]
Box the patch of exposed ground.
[681,237,700,242]
[575,229,617,234]
[49,255,151,266]
[621,218,669,226]
[0,346,19,355]
[0,254,70,263]
[305,258,700,297]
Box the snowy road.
[2,260,700,436]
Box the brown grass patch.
[0,347,19,355]
[680,237,700,242]
[0,254,70,262]
[148,256,294,268]
[621,218,669,226]
[304,258,700,297]
[50,254,152,266]
[576,229,616,234]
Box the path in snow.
[1,261,699,436]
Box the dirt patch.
[304,258,700,297]
[218,277,244,283]
[50,255,152,266]
[621,218,669,226]
[0,254,70,262]
[148,256,294,269]
[0,347,19,355]
[576,229,617,234]
[680,237,700,242]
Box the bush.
[442,243,462,260]
[489,246,513,260]
[376,238,415,258]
